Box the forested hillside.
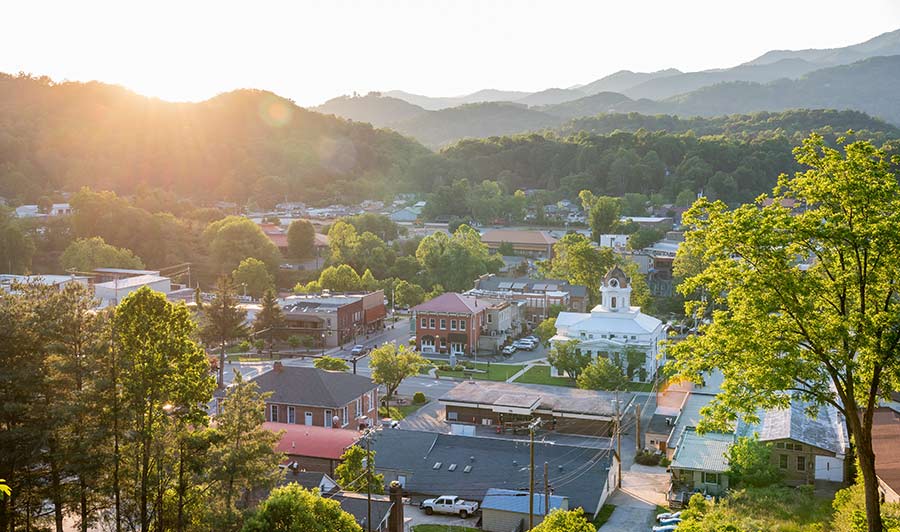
[0,73,430,204]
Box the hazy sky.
[3,0,900,106]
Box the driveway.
[599,465,670,532]
[398,400,447,432]
[404,503,480,528]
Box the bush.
[413,392,427,404]
[237,340,251,352]
[659,456,671,467]
[635,450,661,466]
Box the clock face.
[609,278,619,288]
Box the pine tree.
[201,277,248,388]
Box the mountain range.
[315,28,900,147]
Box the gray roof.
[442,380,634,420]
[736,398,848,455]
[278,470,334,492]
[670,429,732,473]
[647,413,677,436]
[333,491,393,529]
[372,429,613,513]
[475,276,587,298]
[250,366,376,409]
[668,393,718,451]
[482,488,567,516]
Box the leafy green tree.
[345,212,400,241]
[531,508,596,532]
[201,277,248,388]
[393,280,425,308]
[416,225,503,291]
[577,356,627,390]
[333,445,384,495]
[675,189,697,207]
[318,264,362,292]
[669,135,900,532]
[113,287,215,532]
[580,191,620,241]
[0,208,35,274]
[389,255,420,281]
[203,216,282,274]
[369,344,426,402]
[326,220,359,266]
[534,317,557,347]
[232,257,275,299]
[313,357,349,372]
[253,288,285,333]
[541,233,615,304]
[726,436,782,488]
[61,236,144,272]
[627,227,665,251]
[242,484,361,532]
[497,241,515,255]
[208,371,283,528]
[286,220,315,259]
[621,193,649,216]
[359,269,378,291]
[547,340,591,379]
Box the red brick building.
[282,291,386,347]
[411,293,485,355]
[265,422,362,476]
[252,364,379,430]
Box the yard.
[424,360,524,382]
[378,402,426,420]
[513,365,575,386]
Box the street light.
[321,332,326,356]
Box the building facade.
[411,293,484,355]
[480,229,557,258]
[469,274,589,324]
[282,291,385,347]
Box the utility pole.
[615,389,622,489]
[544,461,550,516]
[635,403,642,451]
[364,431,373,532]
[527,418,542,530]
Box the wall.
[266,388,378,429]
[481,509,530,532]
[768,439,840,485]
[444,405,613,437]
[415,311,481,355]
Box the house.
[551,267,665,382]
[598,234,629,251]
[14,203,71,218]
[251,364,379,430]
[410,293,485,356]
[93,274,171,306]
[481,229,558,259]
[669,429,732,500]
[737,398,849,484]
[92,268,162,283]
[281,291,386,347]
[477,298,526,352]
[619,216,673,230]
[481,488,568,532]
[332,492,394,532]
[645,406,679,453]
[873,408,900,503]
[440,380,635,437]
[470,274,589,323]
[265,421,362,475]
[372,429,618,519]
[259,222,289,253]
[278,467,340,494]
[389,206,421,223]
[0,274,90,294]
[665,371,724,459]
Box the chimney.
[273,361,283,372]
[388,480,404,532]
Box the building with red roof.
[264,421,362,475]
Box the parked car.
[523,335,539,344]
[659,518,682,526]
[656,511,681,521]
[513,340,536,351]
[420,495,479,518]
[652,526,678,532]
[350,345,367,356]
[501,345,517,356]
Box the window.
[775,443,784,449]
[487,314,493,324]
[481,418,493,426]
[451,319,457,330]
[631,335,636,340]
[448,411,458,421]
[342,406,349,426]
[581,332,586,338]
[430,318,436,329]
[287,406,296,424]
[270,404,279,423]
[397,475,407,487]
[779,454,788,469]
[797,456,806,471]
[702,472,719,485]
[369,390,376,411]
[440,319,446,330]
[440,337,447,348]
[459,320,466,331]
[611,296,617,308]
[421,318,427,328]
[355,399,362,418]
[589,334,594,339]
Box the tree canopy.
[242,484,361,532]
[60,236,144,272]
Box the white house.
[551,266,665,382]
[94,274,171,307]
[15,203,72,218]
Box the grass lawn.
[592,504,616,527]
[513,365,576,387]
[411,526,479,532]
[434,361,524,381]
[378,402,426,420]
[679,486,834,531]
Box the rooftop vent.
[432,462,442,470]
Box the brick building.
[281,291,386,347]
[410,293,485,356]
[469,274,588,324]
[252,364,379,430]
[480,229,557,258]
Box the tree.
[208,371,283,528]
[627,227,665,251]
[313,357,349,372]
[254,288,285,333]
[726,436,782,488]
[359,269,378,291]
[369,344,426,402]
[547,340,591,379]
[286,219,315,259]
[580,191,620,242]
[393,280,425,308]
[669,135,900,532]
[203,216,282,274]
[577,356,627,390]
[242,484,361,532]
[232,257,275,299]
[60,236,144,272]
[531,508,596,532]
[540,233,615,304]
[0,209,35,274]
[416,224,502,292]
[333,445,384,495]
[534,317,557,347]
[318,264,362,292]
[201,277,248,388]
[113,287,215,532]
[497,241,515,255]
[326,220,359,266]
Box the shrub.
[659,456,671,467]
[237,340,251,352]
[413,392,427,404]
[635,450,661,466]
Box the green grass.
[513,365,576,387]
[677,486,834,531]
[411,526,479,532]
[378,402,426,420]
[593,504,617,527]
[434,361,524,381]
[624,381,654,392]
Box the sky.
[3,0,900,107]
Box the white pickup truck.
[420,495,479,518]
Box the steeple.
[600,266,631,312]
